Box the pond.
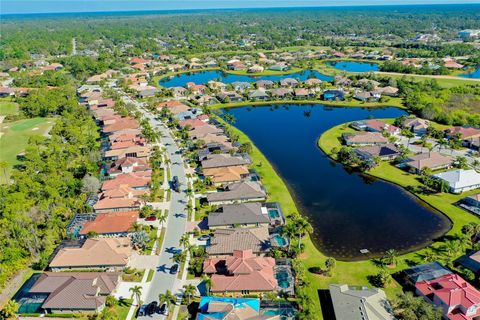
[459,67,480,79]
[226,104,451,261]
[326,61,379,72]
[158,69,333,87]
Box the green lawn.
[115,298,134,320]
[0,100,19,116]
[0,117,54,183]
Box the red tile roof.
[80,211,139,235]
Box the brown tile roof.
[80,211,138,235]
[203,166,250,184]
[188,125,223,140]
[201,154,250,169]
[103,118,139,133]
[104,145,151,159]
[206,227,271,256]
[343,132,387,145]
[445,126,480,140]
[30,272,120,311]
[405,152,454,171]
[206,181,266,203]
[49,238,131,268]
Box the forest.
[1,4,480,63]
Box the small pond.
[326,61,379,72]
[158,69,333,87]
[459,67,480,79]
[226,104,451,260]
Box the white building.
[433,169,480,193]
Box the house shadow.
[318,289,336,320]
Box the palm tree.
[282,223,297,253]
[129,285,143,306]
[422,249,437,263]
[201,275,213,296]
[179,234,190,249]
[383,249,399,267]
[157,212,167,226]
[401,129,414,148]
[182,284,196,304]
[158,290,176,308]
[294,216,313,250]
[444,239,460,259]
[0,161,9,184]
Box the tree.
[383,249,399,267]
[201,275,213,296]
[158,290,176,308]
[391,292,443,320]
[294,216,313,250]
[105,295,117,308]
[282,222,297,253]
[131,231,150,250]
[182,284,196,304]
[0,161,9,184]
[454,156,468,169]
[129,285,143,306]
[157,212,167,226]
[325,257,336,276]
[81,175,101,195]
[0,300,19,319]
[179,233,190,249]
[401,129,415,147]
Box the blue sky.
[1,0,479,14]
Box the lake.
[226,104,451,261]
[459,67,480,79]
[158,70,333,88]
[326,61,379,72]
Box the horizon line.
[1,2,479,16]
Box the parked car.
[147,301,158,315]
[172,176,180,192]
[170,263,179,274]
[138,304,147,317]
[159,302,168,315]
[145,215,157,221]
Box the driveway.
[128,252,159,270]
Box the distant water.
[227,104,451,261]
[459,67,480,79]
[159,69,333,88]
[326,61,379,73]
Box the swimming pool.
[276,270,291,289]
[271,234,288,247]
[268,209,280,219]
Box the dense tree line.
[17,86,78,117]
[1,5,479,62]
[0,106,100,289]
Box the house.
[294,88,313,98]
[333,75,351,86]
[79,211,139,237]
[203,250,277,294]
[270,88,292,98]
[351,119,400,135]
[202,165,250,184]
[279,78,299,87]
[304,78,322,87]
[179,118,208,130]
[206,227,271,256]
[201,154,250,169]
[231,81,251,91]
[249,89,269,100]
[342,132,388,146]
[189,125,223,140]
[217,91,243,103]
[322,90,345,101]
[208,202,283,229]
[433,169,480,193]
[403,152,454,173]
[415,273,480,320]
[255,80,274,89]
[248,65,264,73]
[402,262,452,286]
[49,238,132,271]
[93,191,142,213]
[101,173,151,191]
[104,146,150,161]
[377,86,399,97]
[196,297,277,320]
[462,193,480,208]
[205,181,267,205]
[328,284,395,320]
[157,100,190,115]
[457,250,480,275]
[28,272,120,314]
[445,127,480,147]
[268,63,289,71]
[353,90,381,102]
[355,144,400,161]
[402,117,429,135]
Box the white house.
[433,169,480,193]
